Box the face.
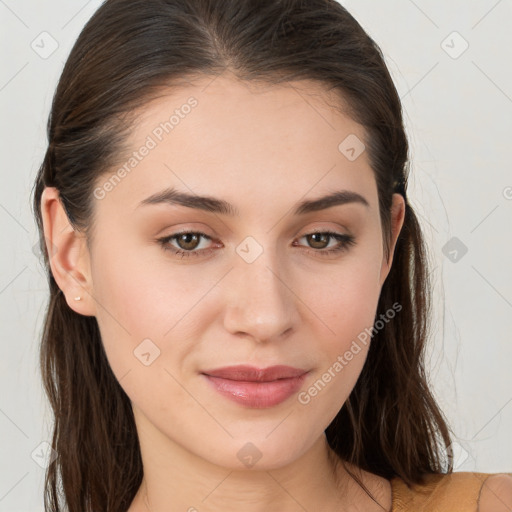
[49,73,404,470]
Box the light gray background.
[1,1,511,510]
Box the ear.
[40,187,96,316]
[379,193,406,287]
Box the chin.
[195,433,313,472]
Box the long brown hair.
[31,0,453,510]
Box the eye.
[156,229,356,259]
[293,230,356,257]
[157,231,216,259]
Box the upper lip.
[202,365,308,382]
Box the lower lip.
[202,373,308,408]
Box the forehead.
[95,73,378,218]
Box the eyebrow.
[137,187,369,216]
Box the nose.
[222,249,299,343]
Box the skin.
[41,72,405,512]
[478,474,512,511]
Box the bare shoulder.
[478,473,512,512]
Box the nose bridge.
[222,239,298,342]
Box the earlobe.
[379,193,406,286]
[40,187,95,316]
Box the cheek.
[89,241,216,383]
[91,239,199,334]
[296,260,382,420]
[88,240,169,378]
[302,253,383,343]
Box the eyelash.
[156,229,356,259]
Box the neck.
[128,405,390,512]
[131,422,354,511]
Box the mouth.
[201,365,309,408]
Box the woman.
[32,0,512,510]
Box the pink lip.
[201,365,309,408]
